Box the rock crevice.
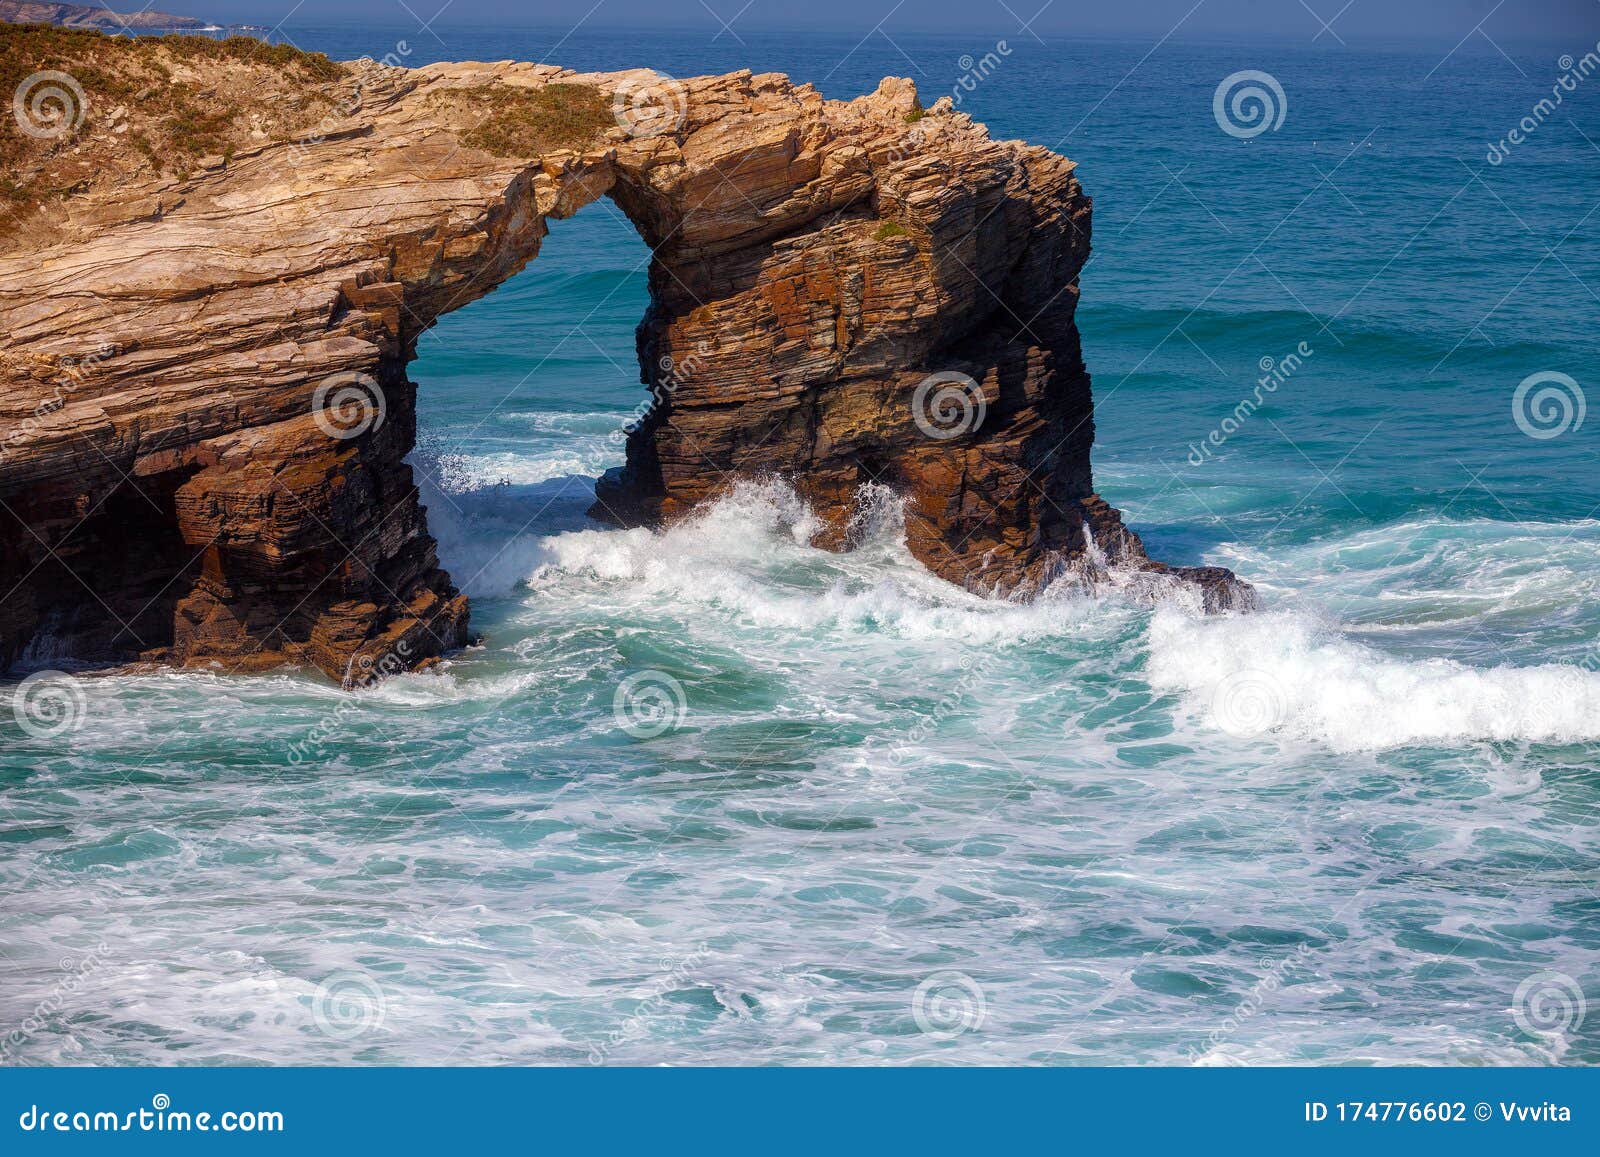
[0,45,1251,682]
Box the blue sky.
[145,0,1598,47]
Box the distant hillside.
[0,1,218,30]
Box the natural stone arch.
[0,47,1249,684]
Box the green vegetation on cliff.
[1,24,346,233]
[438,83,614,157]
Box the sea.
[2,22,1598,1066]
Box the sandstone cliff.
[0,29,1251,684]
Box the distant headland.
[0,0,263,33]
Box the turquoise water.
[3,27,1598,1065]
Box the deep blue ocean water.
[2,24,1598,1065]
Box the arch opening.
[408,198,655,601]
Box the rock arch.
[0,54,1249,684]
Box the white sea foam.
[430,474,1600,751]
[1146,604,1600,752]
[414,468,566,598]
[1219,516,1600,597]
[432,447,619,490]
[529,479,1115,645]
[19,453,1557,1066]
[499,410,625,433]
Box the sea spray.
[1145,605,1600,751]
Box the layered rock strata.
[0,35,1251,683]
